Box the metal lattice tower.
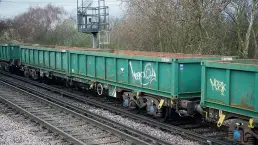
[77,0,109,48]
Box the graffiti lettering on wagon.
[129,61,157,86]
[210,78,226,96]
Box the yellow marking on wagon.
[158,99,164,109]
[217,113,225,127]
[248,118,254,128]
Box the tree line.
[0,4,91,48]
[110,0,258,58]
[1,1,258,58]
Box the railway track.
[0,79,163,145]
[0,70,238,145]
[0,103,68,144]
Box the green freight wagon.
[20,46,69,79]
[20,46,114,79]
[201,59,258,144]
[20,45,234,118]
[67,50,233,117]
[0,44,21,71]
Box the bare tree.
[111,0,233,55]
[10,4,65,43]
[0,4,92,47]
[244,0,258,58]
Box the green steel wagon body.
[0,44,21,71]
[20,46,69,78]
[21,47,232,116]
[67,50,234,116]
[19,46,114,78]
[20,45,234,117]
[201,59,258,143]
[67,50,226,99]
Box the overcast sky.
[0,0,126,18]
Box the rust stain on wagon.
[206,99,225,105]
[231,91,255,110]
[230,104,254,110]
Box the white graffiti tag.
[129,61,157,86]
[210,78,226,96]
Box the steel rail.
[0,95,86,145]
[0,70,234,145]
[0,75,173,145]
[0,80,151,145]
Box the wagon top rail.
[112,50,232,58]
[1,43,236,59]
[204,59,258,66]
[203,59,258,72]
[0,43,113,52]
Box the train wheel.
[24,69,30,78]
[65,79,69,87]
[128,100,137,109]
[96,83,103,96]
[31,70,39,80]
[122,92,138,109]
[163,107,171,121]
[4,64,9,72]
[9,66,15,73]
[146,98,163,118]
[137,97,147,109]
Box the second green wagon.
[20,45,233,117]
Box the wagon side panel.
[178,63,202,94]
[202,60,258,118]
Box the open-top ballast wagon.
[19,45,234,118]
[201,59,258,144]
[0,44,20,71]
